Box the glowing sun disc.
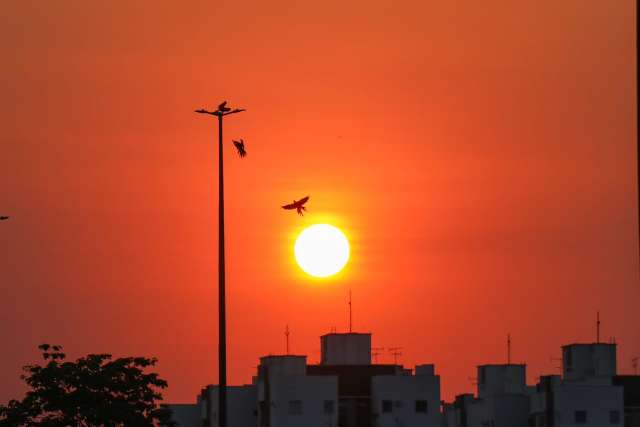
[294,224,350,278]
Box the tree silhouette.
[0,344,174,426]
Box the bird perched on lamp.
[218,101,231,113]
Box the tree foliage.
[0,344,174,426]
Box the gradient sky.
[0,0,637,403]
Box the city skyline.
[164,326,636,426]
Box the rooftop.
[561,342,617,348]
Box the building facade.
[166,335,639,427]
[166,331,441,427]
[442,364,532,427]
[443,342,638,427]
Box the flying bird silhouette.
[0,216,8,220]
[232,139,247,158]
[218,101,231,113]
[282,196,309,216]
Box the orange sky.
[0,0,637,403]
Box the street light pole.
[636,0,639,277]
[217,112,227,427]
[195,102,245,427]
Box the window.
[288,400,302,415]
[610,410,620,424]
[574,410,587,423]
[394,400,403,409]
[323,400,334,414]
[382,400,393,413]
[415,400,428,413]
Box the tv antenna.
[348,290,353,333]
[596,311,601,343]
[372,347,385,363]
[632,357,638,375]
[388,347,403,365]
[507,334,511,364]
[285,325,290,355]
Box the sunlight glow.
[294,224,350,278]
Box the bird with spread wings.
[0,216,9,221]
[232,139,247,158]
[282,196,309,216]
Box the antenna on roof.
[372,347,385,363]
[349,290,352,333]
[597,311,601,343]
[388,347,403,365]
[507,334,511,364]
[285,325,290,355]
[632,357,638,375]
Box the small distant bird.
[0,216,8,220]
[233,139,247,158]
[218,101,231,113]
[282,196,310,216]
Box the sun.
[294,224,350,278]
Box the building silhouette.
[165,333,639,427]
[166,331,441,426]
[443,343,640,427]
